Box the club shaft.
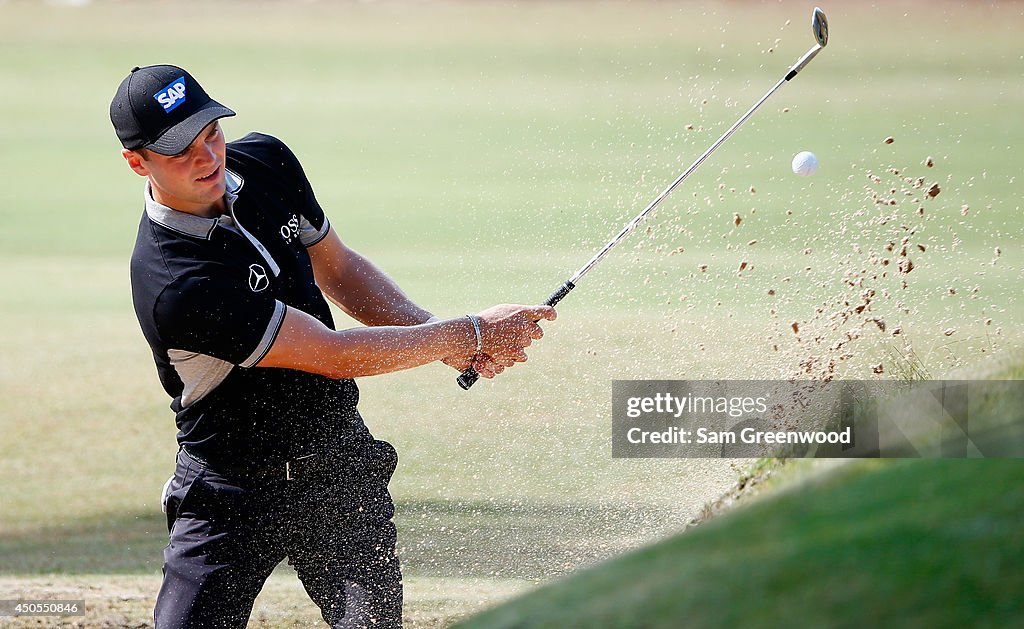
[458,40,825,390]
[567,55,810,286]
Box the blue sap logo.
[154,77,187,113]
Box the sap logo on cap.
[154,76,187,113]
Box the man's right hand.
[472,304,556,373]
[442,352,504,379]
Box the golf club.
[458,7,829,390]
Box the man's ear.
[122,148,150,177]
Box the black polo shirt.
[130,132,371,466]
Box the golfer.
[110,64,553,628]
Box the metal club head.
[812,7,829,47]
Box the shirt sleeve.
[297,213,331,248]
[272,137,331,248]
[154,273,287,368]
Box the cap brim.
[146,101,236,156]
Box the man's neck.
[150,182,226,218]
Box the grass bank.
[458,458,1024,628]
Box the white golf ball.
[792,151,819,177]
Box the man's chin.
[204,183,227,202]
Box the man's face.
[122,121,227,215]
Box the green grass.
[458,459,1024,628]
[1,1,1022,626]
[460,352,1024,627]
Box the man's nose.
[196,141,217,166]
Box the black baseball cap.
[110,64,235,156]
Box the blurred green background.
[1,1,1021,626]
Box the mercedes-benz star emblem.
[248,264,270,292]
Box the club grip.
[457,281,575,390]
[457,367,479,390]
[544,281,575,307]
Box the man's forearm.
[257,307,477,378]
[319,249,434,327]
[310,319,471,378]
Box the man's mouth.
[197,164,221,183]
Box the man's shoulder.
[227,131,287,155]
[226,132,300,171]
[130,212,232,295]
